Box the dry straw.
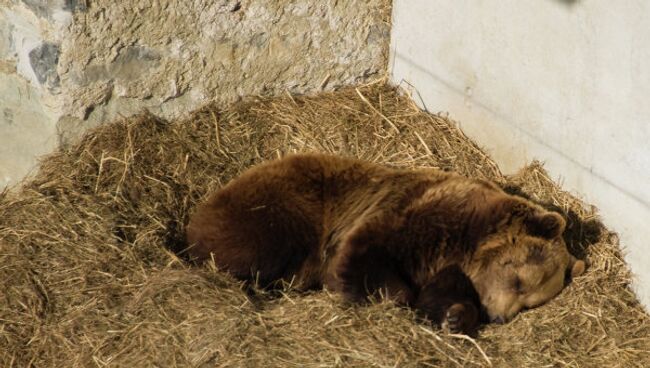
[1,82,648,367]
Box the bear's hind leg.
[187,198,317,288]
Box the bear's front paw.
[443,303,478,335]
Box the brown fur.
[186,153,585,334]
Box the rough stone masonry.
[0,0,390,189]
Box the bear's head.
[468,200,585,324]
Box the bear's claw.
[444,303,478,335]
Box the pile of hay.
[1,82,648,367]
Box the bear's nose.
[491,316,505,324]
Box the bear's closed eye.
[512,277,523,293]
[526,244,547,264]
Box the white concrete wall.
[390,0,650,309]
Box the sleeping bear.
[186,153,585,334]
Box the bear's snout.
[491,316,506,324]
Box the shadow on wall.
[502,184,602,262]
[555,0,580,6]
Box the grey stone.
[0,17,14,59]
[3,108,14,125]
[111,46,161,80]
[368,23,390,44]
[76,46,161,85]
[212,0,242,13]
[56,114,93,147]
[22,0,53,18]
[22,0,85,18]
[21,0,65,19]
[64,0,87,12]
[28,42,60,88]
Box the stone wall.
[0,0,391,188]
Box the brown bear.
[186,153,585,334]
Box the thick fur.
[186,154,584,334]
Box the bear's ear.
[524,211,566,239]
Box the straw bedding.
[1,82,648,367]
